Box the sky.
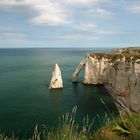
[0,0,140,48]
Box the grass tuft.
[46,106,94,140]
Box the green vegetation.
[0,106,140,140]
[125,47,140,55]
[94,112,140,140]
[89,53,124,61]
[0,107,94,140]
[42,106,94,140]
[89,47,140,63]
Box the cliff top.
[115,47,140,55]
[89,47,140,62]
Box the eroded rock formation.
[49,64,63,89]
[72,48,140,113]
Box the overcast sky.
[0,0,140,48]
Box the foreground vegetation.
[94,112,140,140]
[0,107,140,140]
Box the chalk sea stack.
[49,64,63,89]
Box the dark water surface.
[0,48,118,137]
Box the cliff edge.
[72,47,140,113]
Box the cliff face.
[72,48,140,113]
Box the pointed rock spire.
[49,64,63,89]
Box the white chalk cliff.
[49,64,63,89]
[72,48,140,113]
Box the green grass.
[39,106,94,140]
[93,112,140,140]
[89,47,140,63]
[0,107,140,140]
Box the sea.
[0,48,118,138]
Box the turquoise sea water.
[0,48,118,137]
